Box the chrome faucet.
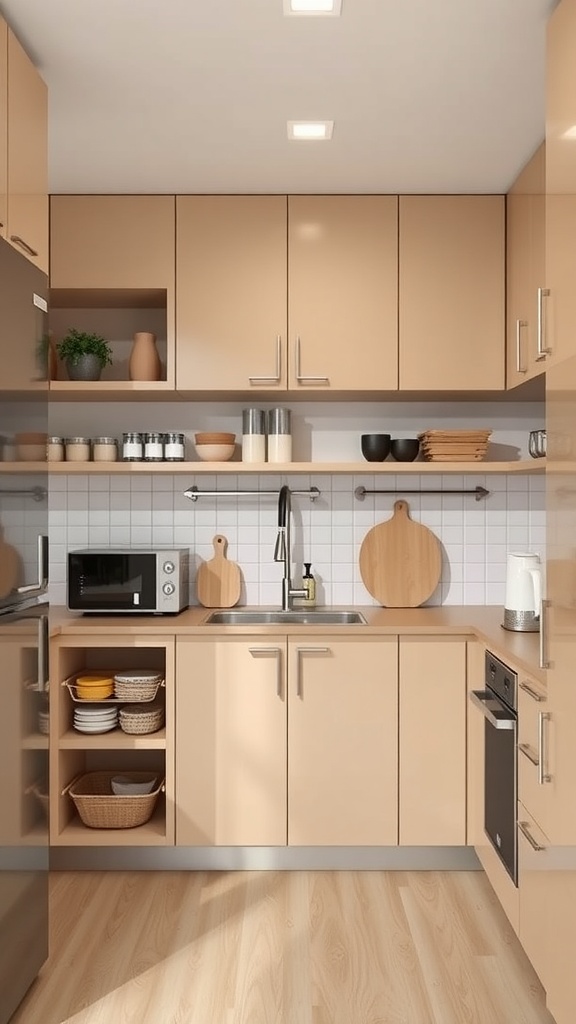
[274,485,307,611]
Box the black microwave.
[67,549,190,614]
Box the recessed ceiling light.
[283,0,342,15]
[288,120,334,140]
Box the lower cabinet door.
[176,637,287,846]
[399,637,467,845]
[517,804,550,989]
[287,637,398,846]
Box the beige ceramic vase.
[128,332,161,381]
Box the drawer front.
[517,802,550,989]
[518,677,549,830]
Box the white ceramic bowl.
[194,443,235,462]
[111,775,157,796]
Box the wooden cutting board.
[359,500,442,607]
[0,527,20,600]
[196,535,241,608]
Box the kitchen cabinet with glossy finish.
[506,144,546,388]
[176,196,287,392]
[6,28,47,273]
[288,195,398,392]
[399,195,505,391]
[0,17,7,241]
[399,636,467,845]
[517,674,549,834]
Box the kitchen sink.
[204,609,367,625]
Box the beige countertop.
[50,604,544,682]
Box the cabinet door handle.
[518,820,545,852]
[516,319,528,374]
[10,234,39,258]
[295,337,329,385]
[536,287,550,360]
[249,646,283,697]
[518,742,539,767]
[539,599,551,670]
[248,335,282,384]
[295,646,330,698]
[538,711,551,785]
[37,614,49,694]
[519,680,545,702]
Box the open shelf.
[1,458,547,475]
[59,728,166,750]
[53,799,168,847]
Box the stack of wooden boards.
[418,429,492,462]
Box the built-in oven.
[470,651,518,885]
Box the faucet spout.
[274,485,307,610]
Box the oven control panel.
[485,651,518,712]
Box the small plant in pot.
[56,329,113,382]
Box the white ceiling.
[1,0,558,195]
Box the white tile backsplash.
[48,471,546,608]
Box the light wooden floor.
[12,870,554,1024]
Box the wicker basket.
[113,679,163,702]
[119,703,165,735]
[67,771,164,829]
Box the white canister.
[267,408,292,463]
[242,408,266,463]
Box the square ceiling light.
[287,120,334,140]
[283,0,342,15]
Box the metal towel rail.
[184,485,321,502]
[355,485,490,502]
[0,486,47,502]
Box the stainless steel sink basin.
[205,609,367,625]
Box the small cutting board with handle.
[359,500,442,607]
[196,535,241,608]
[0,526,20,600]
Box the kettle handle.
[528,568,542,616]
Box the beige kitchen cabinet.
[176,635,398,847]
[399,636,467,845]
[6,28,47,272]
[176,195,288,392]
[49,195,176,388]
[0,17,7,242]
[50,635,175,846]
[287,636,398,845]
[399,196,505,391]
[517,803,550,989]
[506,144,546,388]
[545,0,576,367]
[545,865,576,1024]
[288,195,398,391]
[517,674,549,833]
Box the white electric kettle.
[503,552,542,632]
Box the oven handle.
[469,689,517,730]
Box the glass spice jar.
[47,437,65,462]
[144,432,164,461]
[93,437,118,462]
[163,432,185,461]
[65,437,91,462]
[122,432,144,461]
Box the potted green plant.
[56,328,113,382]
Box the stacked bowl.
[194,432,236,462]
[75,673,114,700]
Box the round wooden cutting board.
[359,500,442,607]
[196,535,242,609]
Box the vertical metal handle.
[10,234,39,257]
[249,646,283,697]
[539,599,551,669]
[538,711,551,784]
[37,614,49,694]
[518,820,545,852]
[516,319,528,374]
[295,337,329,384]
[248,335,282,384]
[17,535,49,595]
[536,287,550,360]
[296,646,330,697]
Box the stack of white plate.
[73,705,119,734]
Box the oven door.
[68,552,158,612]
[470,688,518,884]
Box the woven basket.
[113,679,163,702]
[68,771,163,829]
[119,703,165,735]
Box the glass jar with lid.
[93,437,118,462]
[47,437,65,462]
[163,432,185,461]
[144,432,164,461]
[65,437,91,462]
[122,432,144,461]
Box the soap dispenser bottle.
[303,563,316,607]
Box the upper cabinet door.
[0,18,7,242]
[6,29,47,273]
[545,0,576,368]
[288,195,398,391]
[506,144,546,388]
[50,195,176,290]
[399,196,505,391]
[176,196,287,391]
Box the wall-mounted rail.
[0,486,47,502]
[184,485,321,503]
[355,485,490,502]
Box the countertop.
[50,604,544,682]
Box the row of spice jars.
[48,433,187,462]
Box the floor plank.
[11,870,554,1024]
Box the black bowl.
[390,438,420,462]
[361,434,391,462]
